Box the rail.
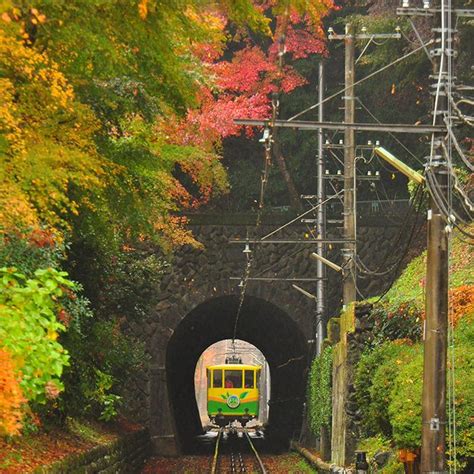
[244,428,267,474]
[210,428,267,473]
[210,427,223,474]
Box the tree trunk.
[272,130,302,211]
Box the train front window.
[256,370,260,388]
[224,370,242,388]
[244,370,254,388]
[213,369,223,388]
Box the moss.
[382,229,473,313]
[308,346,333,435]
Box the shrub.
[355,341,417,438]
[308,345,333,435]
[97,247,167,321]
[0,230,66,277]
[60,318,147,421]
[370,303,423,345]
[357,435,404,474]
[446,314,474,471]
[0,267,72,405]
[0,232,147,426]
[356,317,474,470]
[0,348,25,436]
[388,348,423,449]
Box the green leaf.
[240,391,248,399]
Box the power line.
[287,40,434,122]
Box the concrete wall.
[329,303,374,466]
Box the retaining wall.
[33,428,151,474]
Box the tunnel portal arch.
[165,295,308,452]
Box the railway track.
[211,428,267,473]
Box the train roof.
[206,364,261,370]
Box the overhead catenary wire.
[231,4,291,346]
[288,40,434,122]
[356,97,425,168]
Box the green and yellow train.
[206,363,261,427]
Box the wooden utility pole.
[343,23,356,307]
[325,23,401,467]
[421,3,450,472]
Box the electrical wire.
[445,3,458,469]
[444,117,474,171]
[356,97,425,167]
[231,4,290,346]
[355,184,425,277]
[372,188,425,303]
[288,40,434,122]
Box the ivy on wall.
[308,345,333,435]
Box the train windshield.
[244,370,254,388]
[213,369,223,388]
[224,370,242,388]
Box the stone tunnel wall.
[120,213,416,454]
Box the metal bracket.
[430,48,457,57]
[430,417,440,431]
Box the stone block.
[151,435,179,457]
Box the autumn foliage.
[0,0,336,445]
[0,1,335,249]
[169,4,333,149]
[449,284,474,326]
[0,348,25,437]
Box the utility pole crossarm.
[234,118,444,134]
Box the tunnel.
[166,295,308,452]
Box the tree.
[0,1,268,247]
[169,1,334,210]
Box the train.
[206,358,261,427]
